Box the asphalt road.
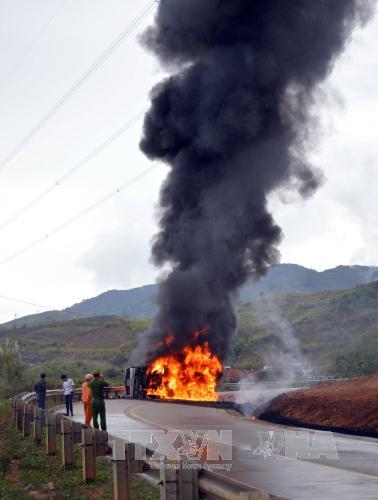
[72,398,378,500]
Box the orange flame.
[146,341,222,401]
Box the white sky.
[0,1,377,323]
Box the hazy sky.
[0,1,377,323]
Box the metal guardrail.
[12,389,289,500]
[21,386,126,402]
[220,378,347,391]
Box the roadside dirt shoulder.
[259,375,378,437]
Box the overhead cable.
[0,109,144,232]
[0,0,156,172]
[0,293,59,311]
[0,165,158,266]
[0,0,68,92]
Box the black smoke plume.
[133,0,374,364]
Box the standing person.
[61,374,75,417]
[88,371,109,431]
[34,373,47,409]
[82,374,93,427]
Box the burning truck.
[125,335,223,402]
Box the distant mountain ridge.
[68,284,157,318]
[66,263,378,317]
[2,263,377,329]
[1,280,378,378]
[238,263,378,301]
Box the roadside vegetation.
[0,339,26,398]
[0,342,158,498]
[0,399,158,499]
[0,281,377,387]
[0,317,150,391]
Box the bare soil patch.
[259,375,378,437]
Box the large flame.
[146,340,222,401]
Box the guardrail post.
[33,406,43,445]
[112,439,130,500]
[46,411,57,456]
[130,443,144,474]
[179,462,198,500]
[62,418,74,468]
[23,403,33,436]
[160,460,198,500]
[160,460,178,500]
[55,413,64,436]
[13,399,18,427]
[12,399,17,425]
[73,421,84,444]
[94,429,108,457]
[82,428,96,482]
[17,401,24,430]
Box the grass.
[0,399,159,499]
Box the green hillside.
[0,281,377,383]
[236,280,378,375]
[0,316,150,386]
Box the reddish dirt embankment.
[260,375,378,438]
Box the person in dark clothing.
[87,371,109,431]
[34,373,47,409]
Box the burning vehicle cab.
[124,365,163,400]
[124,366,148,399]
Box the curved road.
[72,398,378,500]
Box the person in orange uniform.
[82,374,93,426]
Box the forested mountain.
[2,264,377,329]
[1,280,377,379]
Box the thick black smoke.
[133,0,374,364]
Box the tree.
[0,339,26,397]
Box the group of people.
[34,371,109,431]
[81,372,109,431]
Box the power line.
[0,165,158,266]
[0,109,145,232]
[0,293,59,311]
[0,0,156,173]
[0,293,83,320]
[0,0,68,92]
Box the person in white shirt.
[61,374,75,416]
